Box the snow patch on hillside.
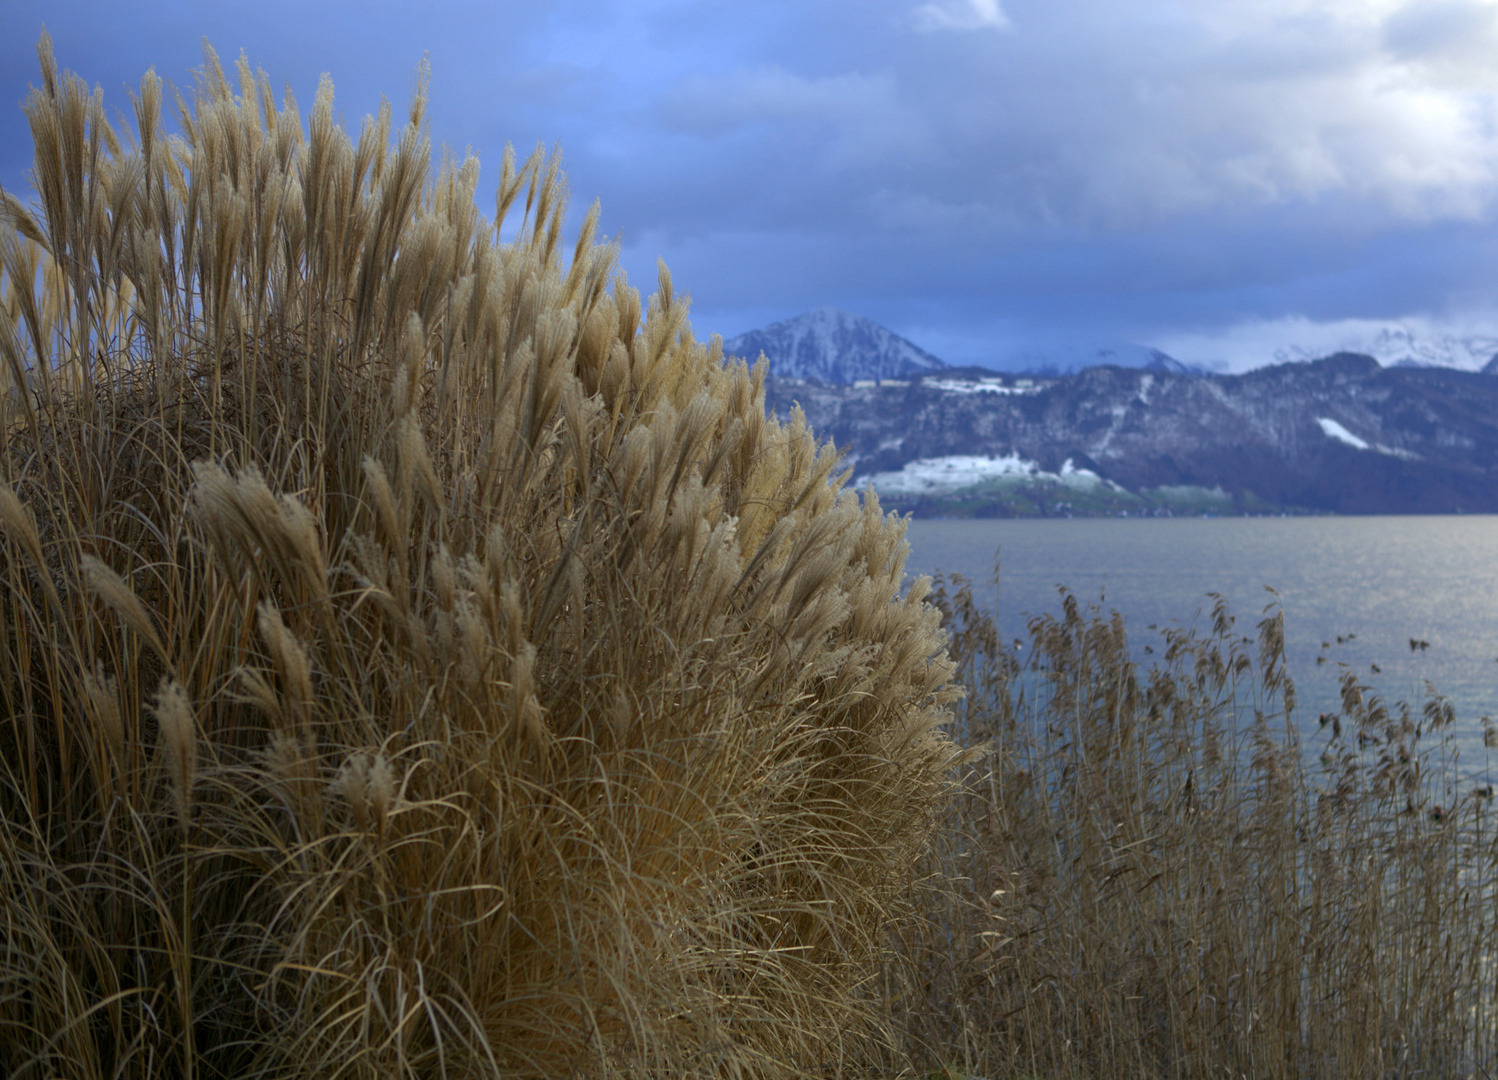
[860,454,1112,496]
[1317,417,1422,460]
[1318,417,1368,450]
[925,377,1038,394]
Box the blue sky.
[5,0,1498,370]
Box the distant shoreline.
[882,504,1498,520]
[870,489,1333,520]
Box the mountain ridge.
[725,309,1214,380]
[765,352,1498,516]
[726,310,1498,379]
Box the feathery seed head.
[332,752,372,832]
[0,482,46,572]
[83,662,124,776]
[152,677,196,830]
[257,600,314,731]
[367,754,396,838]
[81,554,166,660]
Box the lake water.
[904,516,1498,756]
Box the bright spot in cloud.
[912,0,1010,32]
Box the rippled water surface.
[904,516,1498,738]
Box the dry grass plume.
[0,36,960,1079]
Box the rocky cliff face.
[766,355,1498,515]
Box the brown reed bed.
[0,37,962,1079]
[885,573,1498,1080]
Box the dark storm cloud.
[5,1,1498,369]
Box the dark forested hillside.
[766,354,1498,515]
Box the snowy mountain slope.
[722,308,948,384]
[1271,326,1498,372]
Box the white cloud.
[630,2,1498,234]
[912,0,1010,32]
[913,1,1498,226]
[1384,0,1498,78]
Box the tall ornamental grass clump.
[0,39,960,1079]
[885,575,1498,1079]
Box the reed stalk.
[884,573,1498,1080]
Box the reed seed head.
[152,677,196,831]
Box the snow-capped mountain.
[1271,326,1498,373]
[722,309,1206,382]
[723,308,948,384]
